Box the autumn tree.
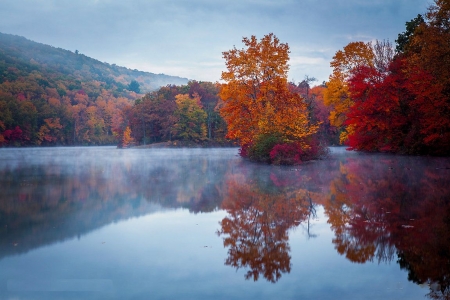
[188,81,227,141]
[342,0,449,155]
[172,93,207,142]
[37,118,63,145]
[403,0,450,154]
[324,41,374,143]
[309,85,339,145]
[219,33,318,164]
[118,126,133,148]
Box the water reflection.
[324,155,450,299]
[0,147,235,260]
[215,151,450,298]
[216,165,326,283]
[0,147,449,299]
[218,176,298,282]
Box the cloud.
[0,0,431,84]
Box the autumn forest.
[0,1,449,160]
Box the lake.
[0,146,449,300]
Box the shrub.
[246,133,282,163]
[239,143,251,158]
[240,133,328,165]
[270,143,303,165]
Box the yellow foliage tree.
[173,93,207,142]
[122,126,133,148]
[219,33,317,148]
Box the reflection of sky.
[0,208,426,300]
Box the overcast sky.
[0,0,429,85]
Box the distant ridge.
[0,32,189,93]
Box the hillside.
[0,32,189,93]
[0,32,190,146]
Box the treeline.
[125,81,227,146]
[122,80,337,148]
[0,51,337,148]
[325,0,450,155]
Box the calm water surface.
[0,146,449,300]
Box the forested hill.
[0,32,188,93]
[0,32,189,146]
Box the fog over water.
[0,146,449,300]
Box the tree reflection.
[397,195,450,300]
[324,155,450,299]
[217,172,317,283]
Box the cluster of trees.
[126,81,229,147]
[122,72,336,149]
[219,34,332,164]
[0,71,136,146]
[325,0,450,155]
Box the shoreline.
[132,140,238,149]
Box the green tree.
[395,14,425,53]
[128,80,140,93]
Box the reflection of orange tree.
[324,156,450,299]
[217,173,316,283]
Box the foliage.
[173,93,207,142]
[309,85,339,145]
[269,142,303,165]
[395,14,425,53]
[340,0,450,155]
[128,80,140,93]
[127,81,229,145]
[245,133,283,163]
[120,126,133,148]
[219,33,319,164]
[324,41,375,143]
[0,32,189,147]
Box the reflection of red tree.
[324,155,450,299]
[217,174,312,283]
[397,196,450,300]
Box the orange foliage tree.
[219,33,318,163]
